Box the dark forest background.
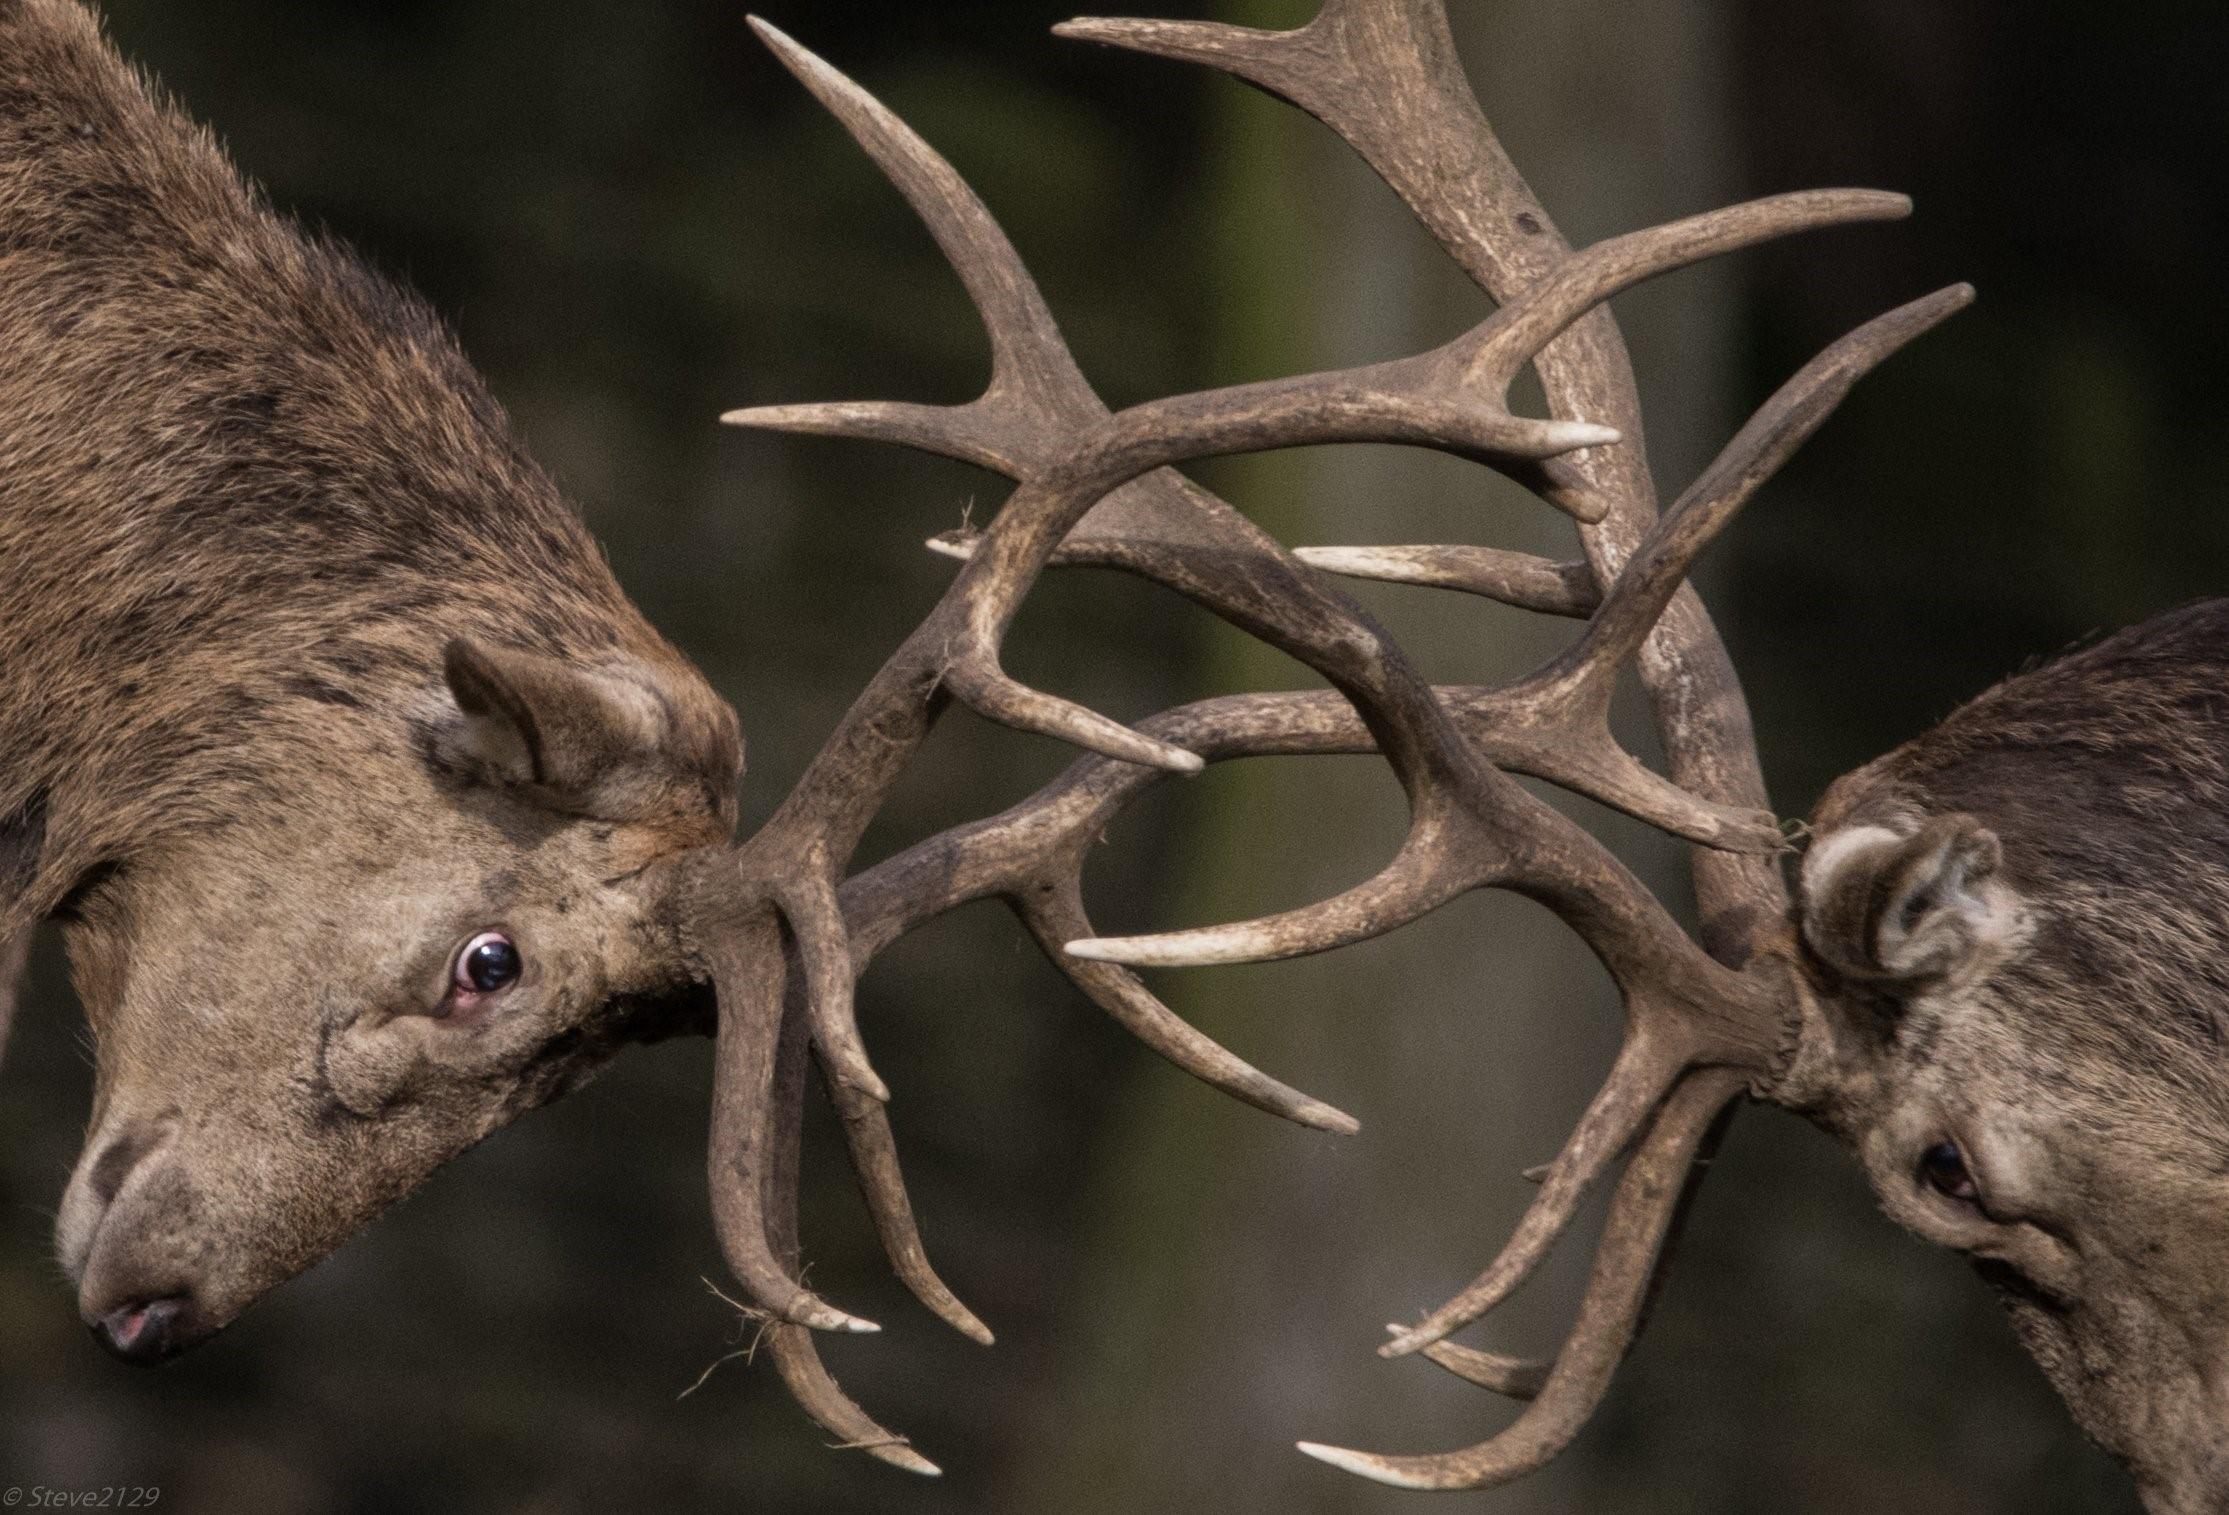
[3,1,2223,1511]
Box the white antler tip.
[924,532,978,562]
[1291,546,1387,578]
[743,15,795,51]
[1062,924,1268,968]
[1053,17,1142,42]
[1544,421,1623,452]
[1295,1443,1433,1489]
[1378,1327,1431,1359]
[875,1447,944,1477]
[1163,747,1208,776]
[1307,1105,1363,1137]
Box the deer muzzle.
[59,1115,214,1364]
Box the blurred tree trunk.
[997,3,1738,1511]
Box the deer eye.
[1918,1139,1980,1204]
[453,932,523,997]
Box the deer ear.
[1801,815,2018,985]
[439,638,736,824]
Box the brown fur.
[0,0,739,1355]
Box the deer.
[0,0,2214,1508]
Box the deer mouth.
[89,1293,204,1366]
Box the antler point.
[791,1297,882,1335]
[1295,1442,1430,1489]
[1379,1328,1429,1359]
[871,1446,945,1477]
[1052,17,1139,44]
[1543,421,1623,453]
[1309,1105,1363,1137]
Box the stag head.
[52,637,738,1364]
[1784,605,2229,1514]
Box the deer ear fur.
[440,638,706,822]
[1800,815,2019,985]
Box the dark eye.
[1918,1139,1980,1204]
[454,931,522,997]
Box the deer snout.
[57,1116,214,1364]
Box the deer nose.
[90,1295,193,1365]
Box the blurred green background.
[3,1,2221,1511]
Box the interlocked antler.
[675,2,1968,1487]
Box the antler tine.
[941,528,1602,621]
[1381,1029,1685,1359]
[698,907,880,1336]
[1515,283,1979,714]
[944,659,1206,774]
[720,400,1022,479]
[1066,797,1489,969]
[742,17,1102,454]
[1407,1337,1549,1400]
[1458,191,1912,394]
[707,853,996,1347]
[828,773,1360,1134]
[1299,1069,1744,1491]
[1289,545,1599,617]
[736,22,1213,777]
[766,1324,940,1476]
[757,993,942,1475]
[823,1076,996,1346]
[1017,878,1362,1133]
[775,869,890,1102]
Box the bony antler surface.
[694,0,1969,1485]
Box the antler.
[677,1,1969,1485]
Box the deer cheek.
[321,1008,513,1117]
[320,1014,439,1118]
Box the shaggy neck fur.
[0,0,689,934]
